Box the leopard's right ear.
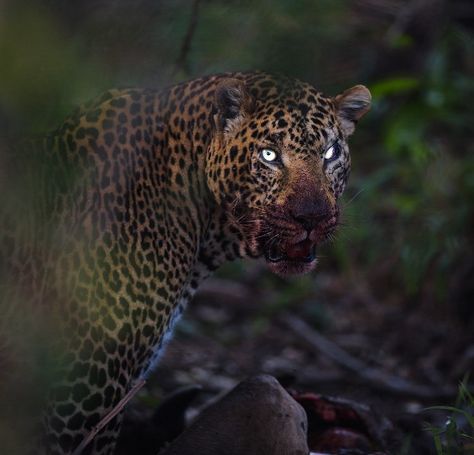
[335,85,371,136]
[214,79,255,133]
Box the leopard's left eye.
[324,143,340,162]
[260,148,278,163]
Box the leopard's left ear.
[214,78,255,133]
[335,85,371,136]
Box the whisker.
[342,187,365,207]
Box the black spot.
[79,339,94,361]
[131,115,143,128]
[89,364,98,385]
[130,102,140,115]
[103,385,115,408]
[118,323,132,343]
[229,146,238,161]
[57,403,76,418]
[130,90,141,101]
[274,110,285,118]
[82,392,103,412]
[72,383,89,403]
[143,324,153,337]
[85,127,99,139]
[93,348,106,363]
[156,286,169,299]
[175,174,184,187]
[103,314,117,331]
[104,132,114,146]
[87,412,101,429]
[76,127,86,139]
[298,103,309,116]
[97,368,107,388]
[107,358,116,378]
[68,412,86,431]
[110,97,126,108]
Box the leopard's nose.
[292,211,329,232]
[290,196,333,232]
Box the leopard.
[0,71,370,454]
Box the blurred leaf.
[370,77,419,100]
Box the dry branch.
[282,314,459,400]
[174,0,201,75]
[72,379,146,455]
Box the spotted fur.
[0,72,370,454]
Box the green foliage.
[335,23,474,304]
[425,378,474,454]
[0,4,112,133]
[192,0,350,77]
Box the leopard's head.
[206,75,371,276]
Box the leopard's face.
[206,76,371,276]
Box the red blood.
[312,427,372,452]
[284,239,313,260]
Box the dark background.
[1,0,473,453]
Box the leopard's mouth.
[238,207,338,276]
[264,238,318,276]
[264,239,317,264]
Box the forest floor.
[124,260,474,454]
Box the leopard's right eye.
[323,142,341,163]
[324,145,335,160]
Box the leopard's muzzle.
[261,197,339,276]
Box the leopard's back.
[0,87,208,454]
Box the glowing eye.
[324,143,341,162]
[261,149,278,163]
[324,146,335,160]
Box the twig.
[72,379,146,455]
[384,0,430,44]
[282,314,458,400]
[173,0,201,75]
[197,280,465,399]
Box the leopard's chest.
[133,258,212,379]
